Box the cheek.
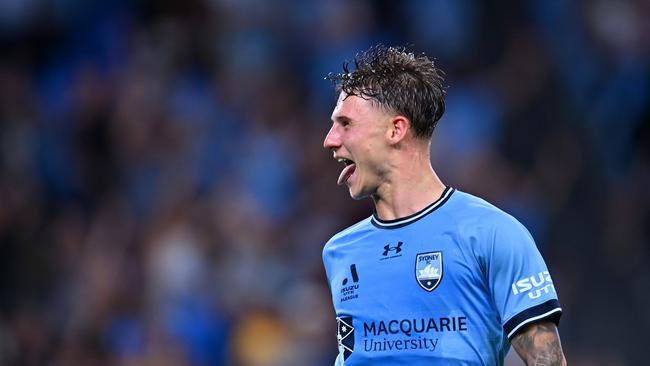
[351,129,386,167]
[361,139,385,164]
[357,132,380,155]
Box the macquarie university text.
[362,316,468,353]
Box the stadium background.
[0,0,649,365]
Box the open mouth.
[337,157,356,185]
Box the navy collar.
[371,186,454,229]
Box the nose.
[323,123,341,150]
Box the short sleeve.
[485,214,562,340]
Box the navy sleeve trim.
[504,299,562,340]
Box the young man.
[322,46,566,365]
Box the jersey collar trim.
[371,186,455,229]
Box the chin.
[349,192,366,201]
[348,185,372,201]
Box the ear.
[386,115,410,145]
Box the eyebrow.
[332,115,352,124]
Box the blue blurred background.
[0,0,648,365]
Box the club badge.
[415,251,443,292]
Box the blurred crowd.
[0,0,649,365]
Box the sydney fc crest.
[415,251,443,292]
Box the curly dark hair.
[327,45,446,139]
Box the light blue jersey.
[323,187,562,365]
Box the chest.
[326,230,487,316]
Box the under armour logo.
[383,241,403,256]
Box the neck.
[372,146,446,221]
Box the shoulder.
[323,216,374,249]
[445,189,525,233]
[443,189,537,262]
[322,216,374,276]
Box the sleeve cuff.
[504,299,562,340]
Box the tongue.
[337,164,357,185]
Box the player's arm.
[511,321,566,366]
